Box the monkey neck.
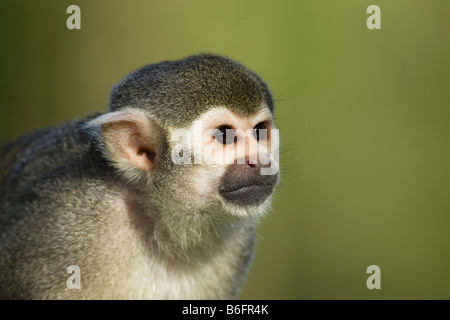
[156,208,257,259]
[122,197,255,260]
[108,181,259,260]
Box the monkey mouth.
[220,184,275,206]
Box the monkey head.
[85,54,279,223]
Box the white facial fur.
[168,104,279,217]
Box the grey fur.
[110,53,274,127]
[0,53,276,299]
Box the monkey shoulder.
[0,115,118,224]
[1,115,110,189]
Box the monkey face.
[85,104,279,219]
[168,104,279,216]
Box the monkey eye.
[253,122,268,141]
[214,125,236,145]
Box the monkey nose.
[244,153,272,169]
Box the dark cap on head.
[109,53,274,127]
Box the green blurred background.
[1,0,450,299]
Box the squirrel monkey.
[0,53,279,299]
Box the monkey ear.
[84,110,159,172]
